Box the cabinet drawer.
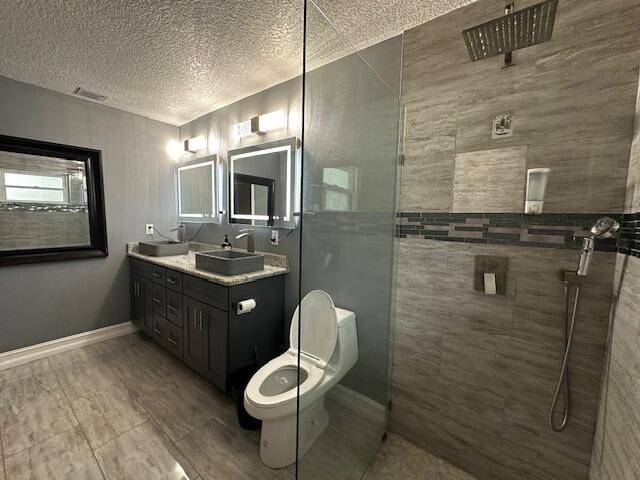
[166,322,183,360]
[183,274,228,311]
[151,284,166,316]
[152,313,166,347]
[166,290,183,327]
[150,265,166,285]
[130,258,152,279]
[165,270,182,292]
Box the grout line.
[145,413,204,480]
[1,425,78,465]
[0,421,5,480]
[58,385,107,480]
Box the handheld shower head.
[589,216,620,239]
[576,217,620,276]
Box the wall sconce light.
[234,110,286,137]
[184,135,207,153]
[166,140,183,161]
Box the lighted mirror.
[228,137,297,229]
[176,154,218,223]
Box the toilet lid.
[289,290,338,368]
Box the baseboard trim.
[0,321,138,371]
[328,383,388,426]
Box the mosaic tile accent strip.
[618,213,640,258]
[0,202,88,213]
[395,212,621,251]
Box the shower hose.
[548,278,581,432]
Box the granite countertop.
[126,242,289,287]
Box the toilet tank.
[328,307,358,374]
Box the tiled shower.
[389,0,640,479]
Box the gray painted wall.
[0,76,178,352]
[301,36,402,405]
[178,36,403,405]
[178,76,303,323]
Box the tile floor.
[363,434,478,480]
[0,332,477,480]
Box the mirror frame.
[176,154,219,224]
[228,136,298,229]
[0,134,108,266]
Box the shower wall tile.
[452,147,527,213]
[527,139,631,213]
[395,0,640,479]
[589,258,640,480]
[590,72,640,480]
[401,0,640,214]
[625,71,640,213]
[400,106,456,212]
[391,238,616,480]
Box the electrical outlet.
[145,224,154,235]
[270,230,279,245]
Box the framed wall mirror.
[0,134,108,265]
[228,137,297,229]
[176,154,219,223]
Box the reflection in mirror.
[233,173,275,226]
[176,155,217,223]
[0,135,107,265]
[228,137,297,229]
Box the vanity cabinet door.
[141,278,154,337]
[130,274,145,329]
[202,303,228,390]
[152,313,166,347]
[166,290,182,327]
[166,322,183,360]
[183,297,207,374]
[151,284,166,316]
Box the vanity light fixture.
[166,140,183,161]
[184,135,207,153]
[258,110,286,133]
[234,110,286,137]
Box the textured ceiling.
[0,0,476,126]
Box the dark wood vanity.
[129,257,285,391]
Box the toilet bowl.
[244,290,358,468]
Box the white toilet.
[244,290,358,469]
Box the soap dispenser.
[222,235,232,251]
[525,168,550,215]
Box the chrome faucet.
[170,224,186,243]
[235,229,255,253]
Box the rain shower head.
[589,217,620,239]
[462,0,559,62]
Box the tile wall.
[391,0,640,479]
[589,71,640,480]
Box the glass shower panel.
[296,2,402,478]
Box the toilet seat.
[245,353,324,410]
[289,290,338,368]
[245,291,339,413]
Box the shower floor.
[364,433,478,480]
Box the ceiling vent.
[73,87,107,102]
